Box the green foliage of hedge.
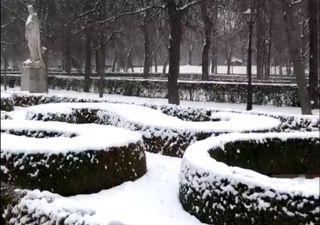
[1,184,95,225]
[1,75,303,106]
[210,138,320,176]
[5,93,319,132]
[0,96,14,111]
[179,137,320,225]
[0,183,25,224]
[1,129,147,196]
[26,108,223,157]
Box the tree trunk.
[154,49,158,73]
[308,0,319,108]
[265,13,273,80]
[3,48,8,91]
[64,26,72,74]
[188,45,193,65]
[162,52,169,75]
[282,1,312,114]
[95,49,100,75]
[256,0,266,80]
[84,29,92,92]
[97,45,105,98]
[143,13,151,78]
[166,0,181,105]
[112,46,118,72]
[227,60,231,74]
[210,4,218,75]
[125,43,133,73]
[200,0,212,81]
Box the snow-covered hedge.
[23,102,280,157]
[2,75,302,106]
[4,92,319,132]
[153,104,320,132]
[179,132,320,225]
[1,111,12,120]
[1,120,146,196]
[0,93,14,111]
[1,187,98,225]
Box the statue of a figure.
[25,5,43,67]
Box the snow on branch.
[179,0,202,12]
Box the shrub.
[179,132,320,225]
[24,102,280,157]
[0,94,14,111]
[1,120,147,196]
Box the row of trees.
[1,0,319,113]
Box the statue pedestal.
[21,66,47,93]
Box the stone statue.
[21,4,47,93]
[24,4,43,67]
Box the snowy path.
[47,153,207,225]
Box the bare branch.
[179,0,201,12]
[1,17,15,30]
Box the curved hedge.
[1,120,146,196]
[4,92,319,132]
[179,132,320,225]
[0,94,14,111]
[1,186,97,225]
[23,102,280,157]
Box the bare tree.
[308,0,319,108]
[200,0,212,81]
[280,0,312,114]
[163,0,200,105]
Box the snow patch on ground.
[18,153,206,225]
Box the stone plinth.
[21,66,47,93]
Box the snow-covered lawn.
[124,65,297,76]
[57,152,203,225]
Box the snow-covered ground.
[62,152,204,225]
[119,65,298,76]
[1,88,319,225]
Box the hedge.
[1,74,308,106]
[0,94,14,111]
[1,120,147,196]
[179,132,320,225]
[4,92,319,132]
[1,185,97,225]
[24,103,280,157]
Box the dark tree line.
[1,0,319,113]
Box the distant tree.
[200,0,213,81]
[163,0,200,105]
[308,0,319,108]
[280,0,312,114]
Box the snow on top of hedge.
[181,132,320,197]
[1,120,142,154]
[25,102,280,132]
[0,92,12,99]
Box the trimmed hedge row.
[1,122,147,196]
[1,75,305,106]
[179,133,320,225]
[0,95,14,111]
[1,186,97,225]
[24,103,280,157]
[153,104,320,132]
[25,107,222,157]
[5,93,319,132]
